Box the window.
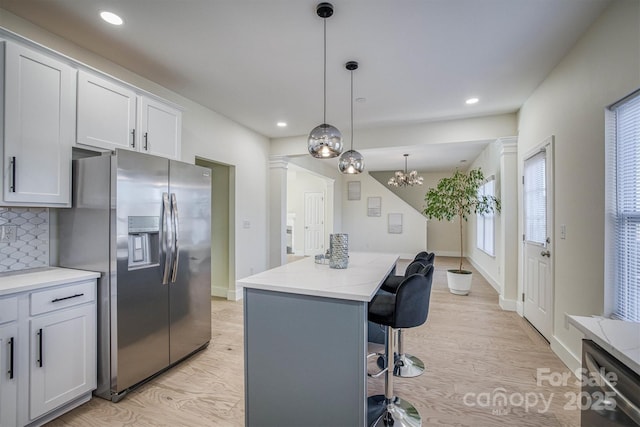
[524,151,547,245]
[476,178,495,256]
[606,89,640,322]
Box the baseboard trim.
[516,301,524,316]
[228,287,243,301]
[499,295,517,311]
[211,285,228,298]
[212,285,243,301]
[434,251,464,257]
[467,257,501,294]
[550,336,581,373]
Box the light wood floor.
[46,257,579,427]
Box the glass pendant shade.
[308,123,343,158]
[339,60,363,174]
[338,149,364,174]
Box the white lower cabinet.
[29,303,96,420]
[0,277,96,426]
[0,321,18,427]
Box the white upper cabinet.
[2,42,75,206]
[76,70,181,160]
[138,97,182,160]
[77,70,137,151]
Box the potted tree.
[423,168,500,295]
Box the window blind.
[524,151,546,245]
[609,91,640,322]
[476,179,495,256]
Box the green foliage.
[423,168,501,272]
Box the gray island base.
[240,252,399,427]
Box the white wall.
[517,0,640,369]
[369,171,460,256]
[1,11,271,298]
[466,141,502,290]
[342,173,427,258]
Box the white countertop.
[568,315,640,376]
[238,252,399,302]
[0,267,100,296]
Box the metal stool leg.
[394,329,425,378]
[367,326,421,427]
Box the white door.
[3,42,74,205]
[77,70,138,151]
[139,97,182,160]
[0,322,17,427]
[522,137,554,340]
[29,304,96,420]
[304,192,324,256]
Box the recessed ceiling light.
[100,11,123,26]
[355,97,366,103]
[277,122,287,127]
[465,97,479,105]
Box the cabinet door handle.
[131,129,136,148]
[8,337,14,379]
[144,132,149,150]
[37,329,43,367]
[51,293,84,303]
[9,156,16,192]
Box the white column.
[269,156,289,268]
[499,137,518,310]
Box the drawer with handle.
[30,280,96,316]
[0,296,18,324]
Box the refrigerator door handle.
[170,193,180,283]
[162,192,173,284]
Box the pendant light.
[339,61,365,174]
[308,3,343,158]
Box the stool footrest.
[367,353,387,378]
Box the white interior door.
[523,138,554,340]
[304,192,324,256]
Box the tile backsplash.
[0,207,49,271]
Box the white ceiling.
[0,0,611,171]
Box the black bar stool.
[367,265,434,427]
[378,254,434,378]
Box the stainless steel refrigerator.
[58,149,212,402]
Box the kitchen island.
[239,252,398,427]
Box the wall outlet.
[243,220,251,229]
[0,225,17,243]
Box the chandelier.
[388,154,424,187]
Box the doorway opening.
[286,164,334,260]
[196,157,236,300]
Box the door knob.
[540,250,551,257]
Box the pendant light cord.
[323,18,327,124]
[350,68,354,151]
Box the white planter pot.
[446,270,472,295]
